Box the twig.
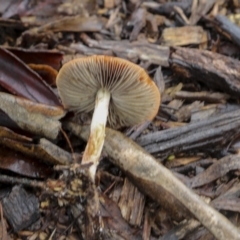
[129,120,151,140]
[0,174,45,188]
[137,109,240,156]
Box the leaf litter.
[0,0,240,239]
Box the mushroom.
[56,55,160,180]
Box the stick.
[65,122,240,240]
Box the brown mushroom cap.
[56,55,161,128]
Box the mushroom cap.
[56,55,161,128]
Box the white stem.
[82,88,110,180]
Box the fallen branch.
[170,47,240,97]
[72,34,170,66]
[137,109,240,156]
[65,122,240,240]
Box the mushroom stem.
[82,88,111,180]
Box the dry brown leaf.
[166,156,201,168]
[0,147,53,178]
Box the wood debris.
[0,0,240,239]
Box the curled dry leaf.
[28,63,58,86]
[0,92,65,139]
[0,47,61,106]
[7,47,63,70]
